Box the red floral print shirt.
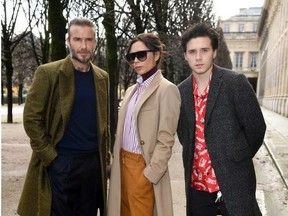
[191,74,220,193]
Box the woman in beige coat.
[108,33,180,216]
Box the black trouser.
[189,188,230,216]
[47,151,103,216]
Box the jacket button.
[140,140,145,145]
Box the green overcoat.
[17,56,110,216]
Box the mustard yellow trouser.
[120,148,154,216]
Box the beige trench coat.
[17,56,110,216]
[108,71,181,216]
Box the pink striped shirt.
[121,71,159,153]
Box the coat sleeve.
[233,73,266,156]
[23,66,58,167]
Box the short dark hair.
[181,23,218,52]
[67,17,96,39]
[126,33,166,67]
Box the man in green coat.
[17,17,110,216]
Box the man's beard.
[69,47,92,64]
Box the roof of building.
[236,7,262,17]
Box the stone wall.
[257,0,288,117]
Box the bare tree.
[12,33,39,104]
[126,0,146,34]
[1,0,30,123]
[23,0,51,65]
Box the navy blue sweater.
[57,69,99,153]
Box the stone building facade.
[218,1,288,117]
[257,0,288,117]
[217,7,262,92]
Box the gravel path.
[1,105,30,216]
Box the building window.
[238,23,245,32]
[250,53,258,69]
[223,24,230,32]
[235,52,243,69]
[252,23,257,32]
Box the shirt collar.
[192,72,212,97]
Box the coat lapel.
[182,75,196,128]
[205,66,223,126]
[135,71,163,116]
[91,65,107,115]
[92,64,109,141]
[121,84,137,114]
[58,56,75,128]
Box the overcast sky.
[213,0,265,20]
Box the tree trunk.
[3,41,14,123]
[18,83,23,105]
[48,0,67,61]
[1,81,5,105]
[103,0,118,151]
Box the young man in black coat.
[177,23,266,216]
